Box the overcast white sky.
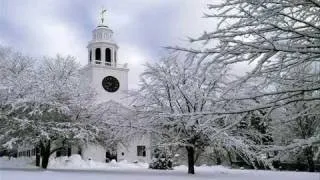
[0,0,216,89]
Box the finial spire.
[100,7,107,25]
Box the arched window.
[95,48,101,60]
[89,50,92,62]
[105,48,111,64]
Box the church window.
[137,146,146,157]
[56,146,71,157]
[114,51,117,65]
[95,48,101,60]
[78,147,82,156]
[105,48,111,64]
[89,50,92,62]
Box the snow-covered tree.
[132,54,266,174]
[90,100,139,152]
[170,0,320,162]
[271,64,320,171]
[0,46,36,149]
[0,47,101,168]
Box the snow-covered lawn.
[0,155,149,170]
[1,168,318,180]
[0,156,318,180]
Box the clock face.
[102,76,120,92]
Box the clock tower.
[81,14,129,104]
[79,10,150,164]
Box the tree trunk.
[214,149,221,165]
[216,156,222,165]
[227,150,233,166]
[35,146,40,167]
[186,146,195,174]
[40,140,51,169]
[41,153,50,169]
[304,146,315,172]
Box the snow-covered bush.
[149,149,173,170]
[149,157,173,170]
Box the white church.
[17,12,152,164]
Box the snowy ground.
[0,156,318,180]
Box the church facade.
[78,21,152,163]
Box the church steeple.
[87,9,119,67]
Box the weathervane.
[100,7,107,25]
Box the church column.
[89,48,93,64]
[92,48,96,64]
[114,50,117,66]
[101,46,106,66]
[88,49,90,64]
[111,48,115,67]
